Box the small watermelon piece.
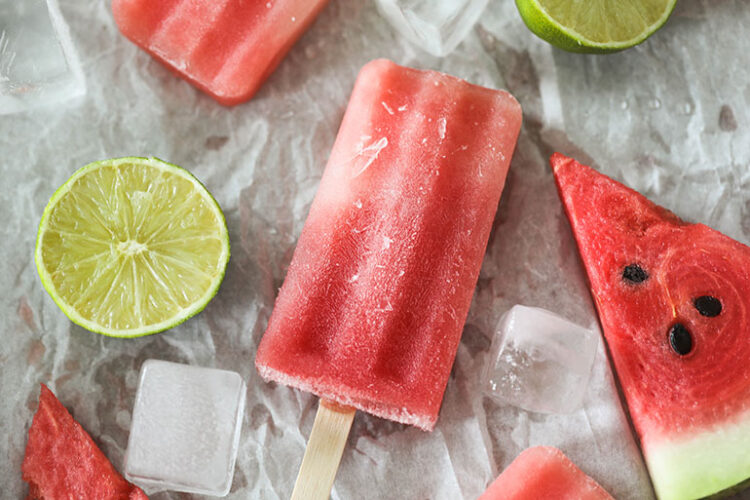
[22,384,148,500]
[551,153,750,500]
[478,446,613,500]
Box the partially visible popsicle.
[256,58,522,431]
[479,447,614,500]
[111,0,330,105]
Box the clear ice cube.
[0,0,85,115]
[125,360,246,497]
[375,0,490,57]
[484,305,599,414]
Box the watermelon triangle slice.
[550,153,750,500]
[22,384,148,500]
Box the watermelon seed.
[694,296,722,317]
[623,264,648,283]
[669,323,692,356]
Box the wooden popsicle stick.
[290,399,356,500]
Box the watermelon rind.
[647,413,750,500]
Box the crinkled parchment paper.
[2,0,750,498]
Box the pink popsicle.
[112,0,329,105]
[479,447,614,500]
[256,59,522,431]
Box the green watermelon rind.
[647,413,750,500]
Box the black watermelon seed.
[669,323,693,356]
[694,296,722,317]
[623,264,648,283]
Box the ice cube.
[375,0,490,57]
[125,360,246,497]
[0,0,85,115]
[484,305,599,414]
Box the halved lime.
[35,157,230,338]
[515,0,678,53]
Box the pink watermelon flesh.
[551,153,750,500]
[478,446,613,500]
[255,59,522,431]
[22,385,148,500]
[111,0,330,105]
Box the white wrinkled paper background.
[2,1,749,498]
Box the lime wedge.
[515,0,677,53]
[35,157,230,338]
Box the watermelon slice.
[22,384,148,500]
[551,153,750,500]
[478,446,613,499]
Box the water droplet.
[648,98,661,110]
[719,105,738,132]
[620,100,629,110]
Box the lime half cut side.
[35,157,230,338]
[515,0,678,53]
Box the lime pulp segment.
[35,157,230,337]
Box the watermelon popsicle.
[479,447,613,500]
[111,0,329,105]
[256,59,521,496]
